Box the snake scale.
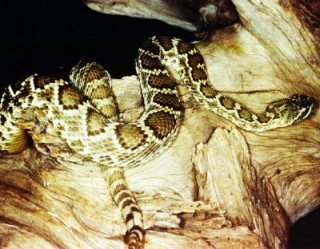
[0,36,314,248]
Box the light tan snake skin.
[0,36,314,249]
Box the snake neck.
[150,36,313,132]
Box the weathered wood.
[1,0,319,248]
[85,0,239,31]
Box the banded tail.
[102,167,145,249]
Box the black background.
[0,1,319,248]
[0,0,193,84]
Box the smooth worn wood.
[1,0,319,248]
[85,0,239,31]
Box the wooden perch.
[85,0,239,31]
[1,0,320,248]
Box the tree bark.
[1,0,319,248]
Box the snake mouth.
[291,94,315,121]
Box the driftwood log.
[1,0,320,248]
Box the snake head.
[290,94,314,122]
[265,94,314,127]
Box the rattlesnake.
[0,36,314,249]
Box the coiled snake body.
[0,36,314,248]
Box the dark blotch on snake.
[58,84,85,110]
[188,52,205,67]
[115,124,147,150]
[145,111,176,140]
[0,115,6,125]
[153,92,181,111]
[139,53,164,71]
[177,41,194,54]
[156,36,174,51]
[238,107,254,122]
[141,38,161,55]
[191,66,207,81]
[148,74,176,90]
[82,63,106,84]
[86,107,108,136]
[34,75,57,90]
[220,96,236,110]
[200,84,218,98]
